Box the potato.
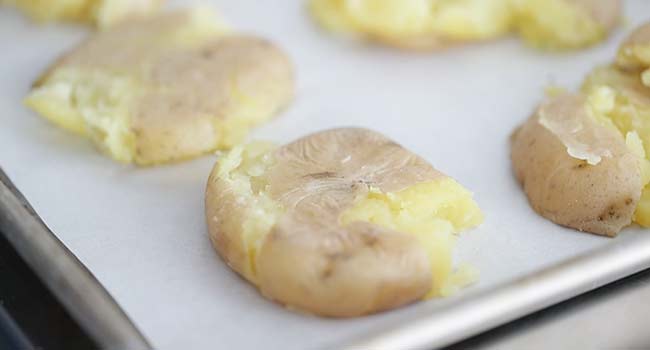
[2,0,164,28]
[309,0,514,50]
[511,93,644,236]
[513,0,621,50]
[308,0,620,50]
[616,23,650,86]
[512,23,650,236]
[24,9,294,165]
[205,128,483,317]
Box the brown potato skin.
[257,218,431,317]
[206,189,432,318]
[205,168,253,281]
[131,35,294,164]
[511,94,641,236]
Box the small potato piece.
[511,93,642,236]
[513,0,621,50]
[309,0,513,50]
[24,10,294,165]
[2,0,164,28]
[205,128,483,317]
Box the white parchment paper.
[0,1,648,349]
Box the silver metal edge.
[343,234,650,350]
[0,167,151,350]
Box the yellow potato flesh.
[310,0,614,50]
[583,85,650,227]
[618,34,650,86]
[2,0,93,23]
[619,44,650,69]
[26,69,138,162]
[513,0,607,50]
[216,142,483,296]
[340,179,483,297]
[309,0,513,43]
[215,142,281,282]
[624,44,650,86]
[2,0,161,28]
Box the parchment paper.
[1,1,648,349]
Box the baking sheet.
[1,1,649,349]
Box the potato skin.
[511,94,641,236]
[205,168,253,281]
[257,218,431,317]
[131,35,294,164]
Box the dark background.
[0,230,97,350]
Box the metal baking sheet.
[1,1,649,349]
[0,168,150,349]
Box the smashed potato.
[2,0,163,28]
[309,0,621,50]
[25,9,294,165]
[512,22,650,236]
[205,128,483,316]
[511,93,643,236]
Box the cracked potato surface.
[205,128,483,317]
